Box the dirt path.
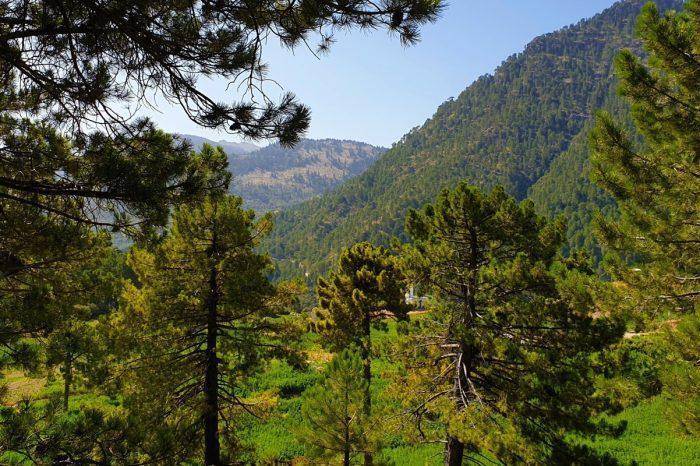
[623,319,680,339]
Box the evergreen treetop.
[316,242,411,351]
[591,0,699,319]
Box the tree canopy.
[591,0,700,319]
[591,0,700,436]
[0,0,443,252]
[399,183,624,465]
[1,0,442,143]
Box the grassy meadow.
[4,319,698,465]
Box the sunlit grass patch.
[2,370,46,404]
[587,396,700,465]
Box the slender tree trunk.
[445,343,467,466]
[344,387,351,466]
[444,227,480,466]
[204,232,220,466]
[445,435,465,466]
[362,311,373,466]
[343,373,352,466]
[63,351,72,411]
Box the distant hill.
[179,135,385,212]
[264,0,683,281]
[227,139,386,212]
[177,133,260,156]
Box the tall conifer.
[121,195,300,464]
[316,242,410,464]
[591,0,700,435]
[400,183,623,464]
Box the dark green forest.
[1,0,698,465]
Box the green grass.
[379,445,443,466]
[2,370,45,404]
[4,323,699,465]
[239,398,306,463]
[237,324,700,465]
[588,396,700,465]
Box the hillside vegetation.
[266,0,683,280]
[228,139,385,212]
[182,135,385,212]
[7,324,699,465]
[2,0,697,463]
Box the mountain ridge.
[177,133,260,156]
[265,0,683,280]
[228,139,386,212]
[179,134,386,212]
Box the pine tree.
[120,195,301,464]
[0,115,231,234]
[590,0,700,435]
[0,235,139,464]
[299,348,372,466]
[400,183,624,465]
[1,1,442,394]
[0,394,141,465]
[0,141,229,377]
[316,242,410,465]
[591,2,699,319]
[662,315,700,436]
[43,246,123,410]
[0,228,118,370]
[0,145,225,463]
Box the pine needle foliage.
[590,0,700,437]
[398,183,624,465]
[119,195,302,464]
[298,348,373,466]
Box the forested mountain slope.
[228,139,385,212]
[266,0,682,280]
[180,136,385,212]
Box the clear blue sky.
[142,0,618,147]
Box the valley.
[181,135,385,212]
[2,0,697,464]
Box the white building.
[405,285,428,309]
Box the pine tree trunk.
[445,435,465,466]
[344,417,351,466]
[204,313,219,465]
[362,311,373,466]
[442,228,478,466]
[204,232,220,466]
[445,347,466,466]
[344,378,351,466]
[63,351,72,411]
